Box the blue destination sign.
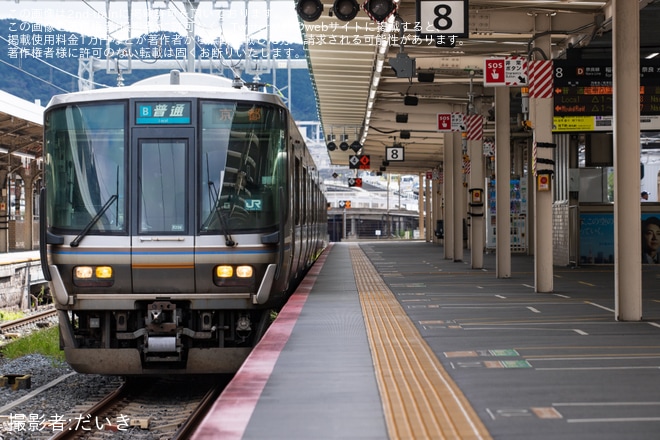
[136,102,191,124]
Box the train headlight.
[73,265,114,287]
[236,266,253,278]
[95,266,113,278]
[216,265,234,278]
[74,266,94,279]
[214,265,255,286]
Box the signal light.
[363,0,397,22]
[332,0,359,21]
[296,0,323,22]
[348,178,362,187]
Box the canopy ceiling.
[302,0,660,174]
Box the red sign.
[484,57,528,86]
[437,113,452,131]
[537,174,550,191]
[484,58,505,85]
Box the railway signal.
[348,177,362,187]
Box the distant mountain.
[0,19,318,122]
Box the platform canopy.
[0,91,43,173]
[301,0,660,173]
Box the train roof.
[46,71,286,109]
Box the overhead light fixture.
[363,0,397,22]
[404,95,418,106]
[396,113,408,123]
[332,0,359,21]
[296,0,323,22]
[417,71,435,82]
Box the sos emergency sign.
[483,57,528,86]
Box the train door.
[131,127,195,293]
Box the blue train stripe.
[51,248,283,256]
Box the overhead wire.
[0,35,110,92]
[5,0,271,94]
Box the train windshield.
[200,102,286,233]
[44,99,286,236]
[44,103,126,234]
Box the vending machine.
[486,178,528,252]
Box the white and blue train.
[39,72,327,374]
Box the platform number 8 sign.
[417,0,469,38]
[386,146,405,162]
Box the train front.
[40,82,293,374]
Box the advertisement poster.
[580,213,660,264]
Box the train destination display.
[553,60,660,117]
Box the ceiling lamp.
[332,0,360,21]
[417,70,435,82]
[296,0,323,22]
[363,0,397,22]
[404,95,418,106]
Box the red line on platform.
[191,245,331,440]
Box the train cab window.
[44,103,127,233]
[199,101,286,233]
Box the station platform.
[193,241,660,440]
[0,250,39,265]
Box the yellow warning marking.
[578,281,596,287]
[531,407,563,419]
[349,245,492,440]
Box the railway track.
[48,375,229,439]
[0,307,57,336]
[0,307,230,439]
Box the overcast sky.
[0,0,303,47]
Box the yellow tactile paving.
[349,245,492,440]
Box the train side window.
[302,167,308,224]
[294,158,301,225]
